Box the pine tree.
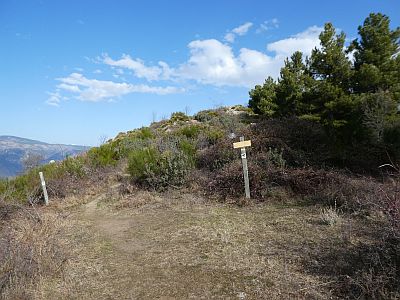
[351,13,400,95]
[248,77,278,116]
[275,51,313,116]
[309,23,352,89]
[306,23,358,139]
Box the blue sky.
[1,0,399,146]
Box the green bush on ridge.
[127,144,194,190]
[87,142,120,167]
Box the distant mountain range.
[0,136,89,178]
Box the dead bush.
[206,159,271,200]
[0,214,68,299]
[0,200,20,221]
[196,138,236,171]
[307,237,400,299]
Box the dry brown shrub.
[0,201,21,221]
[0,212,68,299]
[196,138,236,171]
[307,236,400,299]
[206,158,399,223]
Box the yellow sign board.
[233,140,251,149]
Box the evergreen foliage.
[248,12,400,149]
[351,13,400,95]
[248,77,278,116]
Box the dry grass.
[1,174,398,299]
[319,207,342,226]
[0,211,69,300]
[28,190,392,299]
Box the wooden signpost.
[233,137,251,199]
[39,171,49,205]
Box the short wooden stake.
[39,172,49,205]
[233,136,251,199]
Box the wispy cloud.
[224,22,253,43]
[54,73,183,103]
[256,18,279,33]
[46,91,63,107]
[57,83,81,93]
[232,22,253,35]
[224,32,235,43]
[101,54,170,81]
[267,25,322,58]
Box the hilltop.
[1,12,399,299]
[0,136,89,178]
[0,105,399,299]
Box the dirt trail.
[37,192,346,299]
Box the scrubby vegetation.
[1,12,399,299]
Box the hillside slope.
[0,136,89,177]
[0,106,399,299]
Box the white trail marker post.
[233,137,251,199]
[39,171,49,205]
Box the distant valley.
[0,136,89,178]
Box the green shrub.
[179,125,201,138]
[87,143,119,167]
[178,139,196,165]
[38,161,65,180]
[127,143,194,190]
[0,179,6,196]
[266,147,286,170]
[194,110,219,122]
[127,147,160,182]
[133,127,154,140]
[210,113,246,133]
[205,128,224,145]
[61,156,86,178]
[2,168,39,202]
[231,105,252,113]
[170,112,190,123]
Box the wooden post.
[233,137,251,199]
[39,172,49,205]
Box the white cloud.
[93,69,102,74]
[256,18,279,33]
[46,91,62,106]
[176,26,321,87]
[267,25,322,58]
[178,39,241,85]
[57,83,81,93]
[232,22,253,35]
[238,48,279,85]
[55,73,183,102]
[177,39,280,87]
[102,54,166,81]
[224,32,235,43]
[224,22,253,43]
